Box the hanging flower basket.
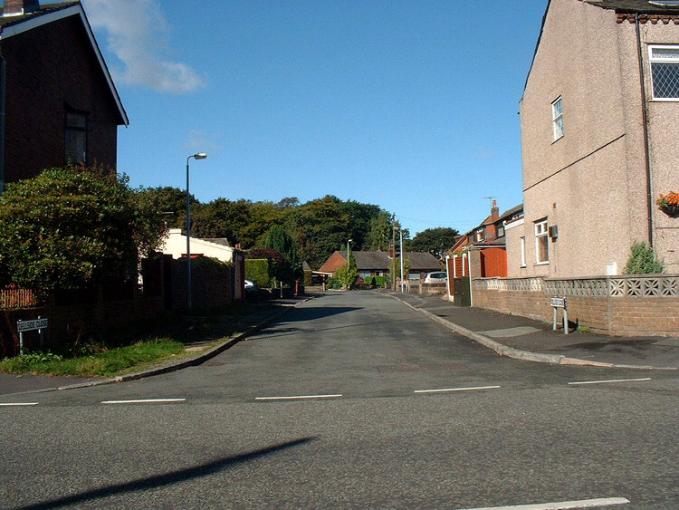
[657,191,679,218]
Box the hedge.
[245,259,270,287]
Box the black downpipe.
[635,14,654,247]
[0,53,5,195]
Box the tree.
[285,195,353,268]
[134,186,198,229]
[189,198,252,245]
[0,167,165,295]
[410,227,460,258]
[366,211,395,251]
[334,255,358,290]
[262,225,300,278]
[624,242,664,274]
[341,200,382,250]
[247,247,288,284]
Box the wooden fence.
[0,287,38,309]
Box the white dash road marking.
[0,402,39,406]
[457,496,630,510]
[101,398,186,404]
[414,385,501,394]
[255,394,343,401]
[568,378,651,386]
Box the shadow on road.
[18,437,316,510]
[282,306,362,322]
[256,317,416,341]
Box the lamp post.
[346,238,353,263]
[399,229,405,293]
[185,152,207,310]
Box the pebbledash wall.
[472,275,679,337]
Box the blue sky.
[80,0,547,235]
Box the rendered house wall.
[518,0,678,277]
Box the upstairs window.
[649,45,679,100]
[535,219,549,265]
[497,225,505,238]
[552,97,564,141]
[475,229,484,242]
[65,110,87,164]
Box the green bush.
[624,242,664,275]
[335,255,359,290]
[0,167,166,296]
[245,259,270,287]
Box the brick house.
[317,250,441,280]
[446,201,523,279]
[511,0,679,278]
[0,0,128,191]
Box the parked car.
[423,271,447,283]
[244,279,259,294]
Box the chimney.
[3,0,40,16]
[490,199,499,220]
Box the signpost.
[550,297,568,335]
[16,317,48,355]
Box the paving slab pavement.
[390,292,679,370]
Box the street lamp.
[346,238,353,262]
[185,152,207,310]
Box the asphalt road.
[1,291,678,509]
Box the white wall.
[160,229,236,263]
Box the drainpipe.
[0,53,5,195]
[467,249,474,308]
[445,255,451,302]
[635,14,654,246]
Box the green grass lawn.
[0,339,185,377]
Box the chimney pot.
[3,0,40,16]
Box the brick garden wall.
[0,296,163,357]
[472,276,679,337]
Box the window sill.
[551,135,564,145]
[651,98,679,102]
[535,262,550,266]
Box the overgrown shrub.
[0,167,166,296]
[334,255,359,290]
[245,259,270,287]
[624,242,664,275]
[247,248,289,284]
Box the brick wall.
[0,296,164,357]
[473,284,679,337]
[3,15,120,184]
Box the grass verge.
[0,339,185,377]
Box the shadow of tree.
[19,437,316,510]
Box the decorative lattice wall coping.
[473,275,679,298]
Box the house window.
[552,97,564,141]
[497,225,505,238]
[649,45,679,100]
[65,111,87,164]
[520,236,526,268]
[475,229,484,242]
[535,220,549,264]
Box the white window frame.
[535,220,549,265]
[475,229,484,242]
[552,96,564,141]
[648,45,679,101]
[520,236,526,268]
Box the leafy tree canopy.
[0,167,166,294]
[410,227,459,258]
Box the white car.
[423,271,447,283]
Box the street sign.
[550,297,567,309]
[16,317,48,355]
[17,317,48,333]
[550,297,569,335]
